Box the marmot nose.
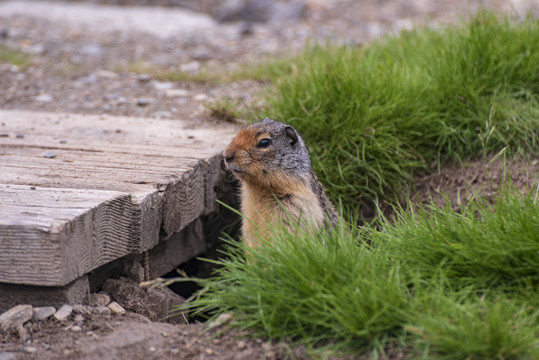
[223,152,235,163]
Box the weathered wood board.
[0,110,237,286]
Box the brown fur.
[223,119,337,246]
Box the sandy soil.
[0,0,538,359]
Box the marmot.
[223,118,338,246]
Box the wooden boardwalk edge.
[0,110,237,287]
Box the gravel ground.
[1,0,538,359]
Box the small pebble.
[43,152,56,158]
[70,325,82,332]
[136,74,151,82]
[17,326,29,342]
[72,304,92,315]
[0,304,33,330]
[164,89,189,98]
[152,81,174,90]
[107,301,126,315]
[149,346,156,352]
[34,94,53,102]
[193,93,208,101]
[32,306,56,321]
[94,306,111,316]
[237,340,246,350]
[53,305,73,321]
[136,98,151,106]
[208,312,234,329]
[22,346,37,354]
[0,352,16,360]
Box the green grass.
[121,58,291,84]
[251,12,539,210]
[187,186,539,358]
[0,45,33,68]
[178,11,539,359]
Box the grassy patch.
[253,12,539,209]
[0,45,33,68]
[178,11,539,359]
[186,186,539,358]
[121,58,293,84]
[206,98,243,123]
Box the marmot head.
[223,118,312,189]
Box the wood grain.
[0,184,134,286]
[0,110,237,286]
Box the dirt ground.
[1,0,538,359]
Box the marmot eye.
[257,138,271,148]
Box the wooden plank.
[0,185,134,286]
[148,218,207,278]
[0,110,237,286]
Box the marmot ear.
[284,126,298,146]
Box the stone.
[94,306,111,316]
[70,325,82,332]
[22,346,37,354]
[107,301,126,315]
[208,312,234,329]
[136,74,151,82]
[0,304,33,330]
[34,93,53,102]
[193,93,208,101]
[17,325,29,342]
[136,98,152,106]
[88,293,110,307]
[152,81,174,90]
[72,304,92,315]
[0,352,16,360]
[53,305,73,321]
[32,306,56,321]
[164,89,189,98]
[102,277,185,323]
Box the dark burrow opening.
[162,177,242,320]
